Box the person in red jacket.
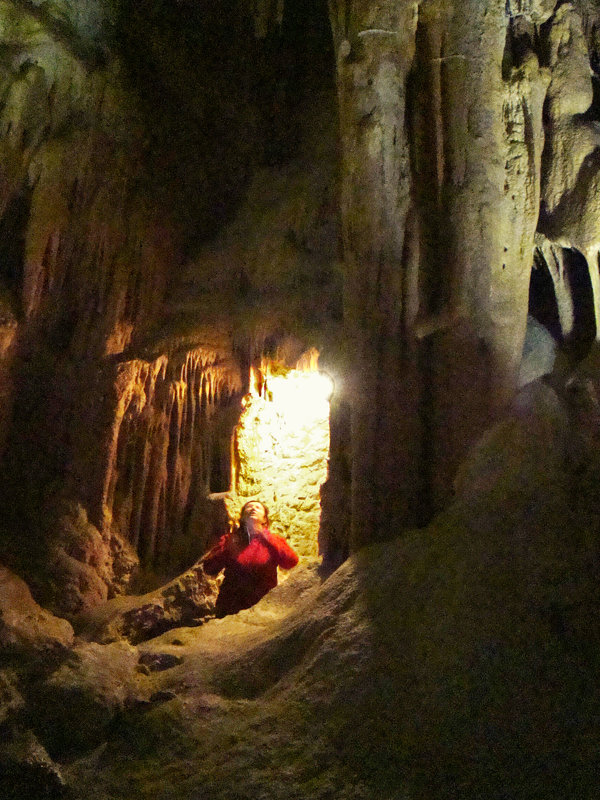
[203,500,299,618]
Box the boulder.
[0,728,70,800]
[78,563,222,645]
[0,566,74,663]
[45,501,138,618]
[29,640,144,759]
[0,670,24,726]
[518,316,557,388]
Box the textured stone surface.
[58,372,600,799]
[77,562,222,645]
[324,0,600,544]
[30,640,144,758]
[518,316,557,387]
[102,345,242,575]
[1,0,600,640]
[227,365,330,558]
[43,501,138,618]
[0,728,69,800]
[0,566,74,660]
[0,669,24,726]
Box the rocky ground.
[2,356,600,799]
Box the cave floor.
[59,381,600,800]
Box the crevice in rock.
[530,246,562,339]
[531,243,597,350]
[565,247,597,343]
[0,186,31,314]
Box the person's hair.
[239,500,269,527]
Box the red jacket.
[203,529,299,617]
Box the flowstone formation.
[312,0,600,558]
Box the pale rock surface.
[518,316,557,387]
[540,4,600,336]
[228,381,329,558]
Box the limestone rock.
[45,501,138,618]
[30,640,143,758]
[538,4,600,336]
[61,393,600,799]
[138,652,183,672]
[103,346,241,575]
[518,316,557,387]
[0,566,74,661]
[77,564,222,645]
[0,728,70,800]
[0,670,24,726]
[228,365,330,558]
[454,379,569,503]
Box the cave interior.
[1,0,600,798]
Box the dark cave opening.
[565,247,597,344]
[529,251,561,339]
[529,246,596,349]
[111,0,336,251]
[254,0,336,165]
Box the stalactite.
[488,44,549,404]
[100,345,242,575]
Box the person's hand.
[245,517,264,539]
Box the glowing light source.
[227,354,333,559]
[265,370,333,421]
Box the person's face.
[242,501,267,527]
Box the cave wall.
[2,0,600,608]
[0,0,341,610]
[227,360,331,559]
[0,1,183,603]
[328,0,600,547]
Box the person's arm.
[201,535,230,575]
[262,531,299,570]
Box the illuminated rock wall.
[228,370,331,559]
[103,344,242,574]
[329,0,600,548]
[0,0,257,602]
